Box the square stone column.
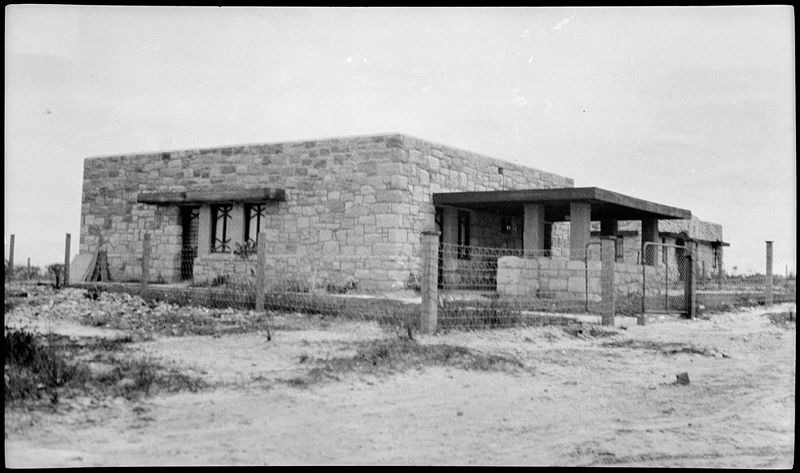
[523,203,546,257]
[441,207,459,246]
[569,202,591,260]
[227,205,245,250]
[641,217,659,265]
[197,206,211,256]
[440,207,460,287]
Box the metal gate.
[180,206,200,281]
[642,241,690,314]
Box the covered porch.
[432,187,692,293]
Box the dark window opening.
[500,216,513,234]
[211,204,233,253]
[615,237,624,262]
[457,210,470,260]
[244,203,265,243]
[544,222,553,256]
[435,207,444,287]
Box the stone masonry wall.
[496,256,677,302]
[80,133,573,292]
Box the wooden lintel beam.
[138,188,286,205]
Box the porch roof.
[138,187,286,205]
[432,187,691,221]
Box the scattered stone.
[675,372,690,385]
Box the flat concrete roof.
[432,187,692,221]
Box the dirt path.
[5,303,795,466]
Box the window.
[244,203,265,242]
[457,210,470,260]
[210,204,233,253]
[615,237,624,262]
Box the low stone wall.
[497,256,602,301]
[497,256,680,302]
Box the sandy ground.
[4,298,795,467]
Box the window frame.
[244,203,266,243]
[210,204,233,253]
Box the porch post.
[600,236,616,325]
[197,206,211,256]
[569,202,591,260]
[523,203,545,257]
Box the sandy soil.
[5,298,795,467]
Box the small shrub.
[47,263,66,289]
[233,240,258,260]
[405,272,421,292]
[325,276,358,294]
[4,329,89,403]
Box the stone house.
[75,133,727,293]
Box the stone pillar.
[569,202,591,260]
[227,205,245,251]
[197,206,211,256]
[441,207,459,286]
[523,203,546,257]
[420,231,440,334]
[441,207,459,246]
[600,237,616,325]
[641,217,659,266]
[765,241,773,306]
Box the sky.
[4,5,796,275]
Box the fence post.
[256,233,266,312]
[141,233,151,298]
[600,237,615,326]
[765,241,773,306]
[64,233,71,287]
[7,234,14,280]
[685,241,697,318]
[420,231,440,334]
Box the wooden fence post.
[685,242,697,318]
[600,237,616,326]
[420,231,440,334]
[141,233,151,298]
[64,233,71,287]
[7,234,14,280]
[256,233,266,312]
[765,241,773,306]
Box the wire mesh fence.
[436,242,604,329]
[79,248,422,330]
[696,269,796,311]
[17,230,794,333]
